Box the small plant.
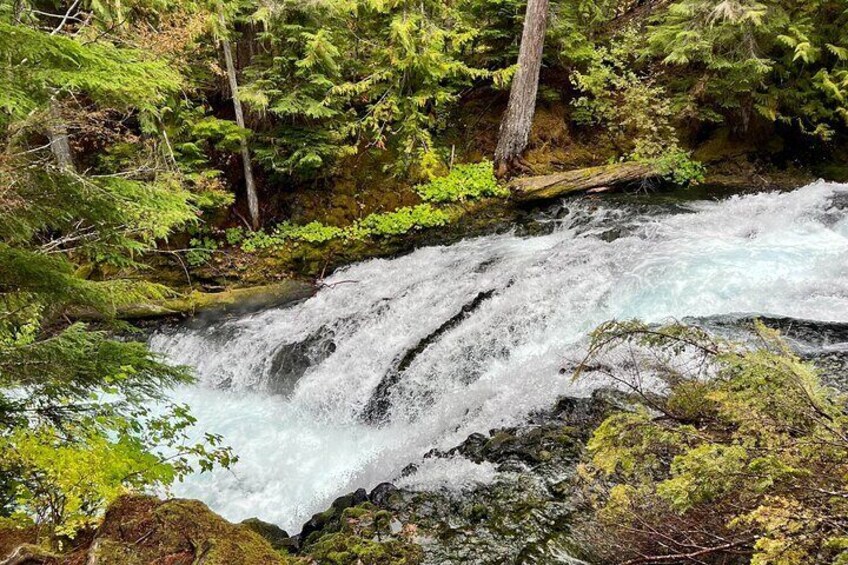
[186,236,218,266]
[415,161,507,203]
[224,227,246,246]
[239,230,278,253]
[649,150,706,186]
[276,221,345,243]
[240,221,344,252]
[355,204,451,236]
[238,204,454,252]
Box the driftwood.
[509,162,659,201]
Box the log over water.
[510,162,659,201]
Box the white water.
[150,181,848,532]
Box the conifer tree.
[218,7,260,229]
[494,0,549,178]
[0,4,234,537]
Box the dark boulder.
[299,488,369,543]
[369,483,400,508]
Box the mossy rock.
[0,543,58,565]
[302,504,421,565]
[85,495,291,565]
[74,280,316,321]
[241,518,294,552]
[305,532,421,565]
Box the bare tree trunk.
[48,102,75,172]
[493,0,549,178]
[45,4,79,172]
[219,13,260,230]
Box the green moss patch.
[303,504,421,565]
[85,495,291,565]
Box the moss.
[86,495,291,565]
[467,504,489,523]
[76,280,315,320]
[340,504,377,521]
[302,505,421,565]
[306,532,421,565]
[240,518,292,552]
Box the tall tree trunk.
[46,4,79,172]
[48,102,75,172]
[219,13,260,230]
[493,0,549,178]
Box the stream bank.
[0,389,621,565]
[127,156,818,321]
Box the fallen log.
[509,161,659,201]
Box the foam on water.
[150,181,848,531]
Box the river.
[150,180,848,533]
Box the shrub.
[648,150,706,186]
[575,320,848,565]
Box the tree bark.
[48,102,74,171]
[510,161,659,200]
[220,13,260,230]
[493,0,549,178]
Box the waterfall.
[150,181,848,531]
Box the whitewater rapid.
[150,181,848,531]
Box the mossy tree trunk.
[219,12,260,230]
[493,0,549,178]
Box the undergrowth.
[236,204,452,253]
[415,161,506,203]
[188,162,504,259]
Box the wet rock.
[451,432,488,462]
[336,488,369,508]
[299,503,423,565]
[369,483,400,508]
[368,390,622,564]
[400,463,418,477]
[267,329,336,395]
[363,290,496,424]
[299,488,369,544]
